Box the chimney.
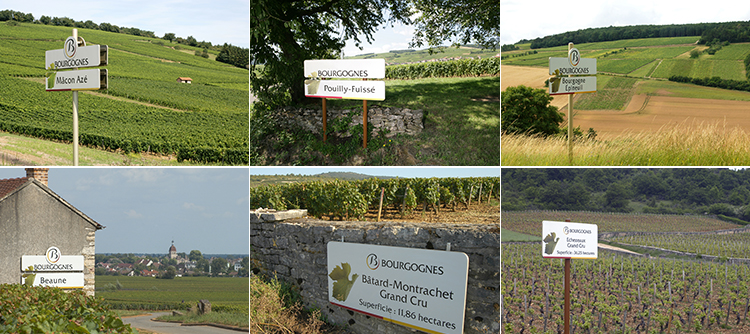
[25,168,49,186]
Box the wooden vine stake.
[377,187,384,222]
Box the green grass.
[575,76,638,110]
[708,43,750,60]
[597,58,654,74]
[636,79,750,100]
[96,276,248,309]
[157,310,248,328]
[501,228,537,242]
[255,76,499,166]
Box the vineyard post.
[564,219,571,334]
[363,78,367,149]
[377,187,384,222]
[72,28,79,166]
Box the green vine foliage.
[0,284,136,333]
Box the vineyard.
[385,57,500,80]
[611,232,750,260]
[503,243,750,333]
[250,177,499,221]
[0,21,248,164]
[501,211,738,236]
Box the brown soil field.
[576,95,750,139]
[502,65,569,109]
[503,65,750,139]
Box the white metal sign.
[305,80,385,100]
[46,44,107,70]
[549,76,597,95]
[549,57,597,75]
[46,68,107,91]
[21,255,84,272]
[304,59,385,79]
[22,272,84,289]
[327,242,468,334]
[542,221,598,259]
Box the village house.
[176,77,192,84]
[0,168,103,296]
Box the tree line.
[521,21,750,49]
[502,168,750,221]
[0,9,247,69]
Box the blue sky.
[0,168,248,255]
[501,0,750,46]
[9,0,249,48]
[250,167,500,179]
[341,20,417,57]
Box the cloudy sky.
[10,0,248,48]
[501,0,750,46]
[0,168,248,255]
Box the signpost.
[45,29,108,165]
[304,59,386,148]
[549,44,596,163]
[542,220,598,334]
[20,246,85,289]
[327,242,469,334]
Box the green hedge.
[0,284,135,333]
[386,58,500,79]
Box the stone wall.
[272,105,424,137]
[251,215,499,334]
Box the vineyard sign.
[327,242,469,334]
[20,246,85,289]
[542,221,598,259]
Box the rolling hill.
[0,21,248,165]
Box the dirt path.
[598,243,642,256]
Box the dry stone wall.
[251,215,499,334]
[272,106,424,137]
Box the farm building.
[177,77,192,83]
[0,168,103,296]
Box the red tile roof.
[0,177,30,199]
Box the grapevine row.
[250,177,500,220]
[385,58,500,80]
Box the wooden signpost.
[542,220,598,334]
[45,29,108,166]
[549,43,597,164]
[304,59,386,148]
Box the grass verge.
[156,310,248,328]
[501,228,537,242]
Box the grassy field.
[253,76,499,166]
[0,21,248,165]
[96,276,248,311]
[501,228,537,242]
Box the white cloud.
[183,202,205,211]
[125,209,143,219]
[120,169,164,183]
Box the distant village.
[95,242,248,278]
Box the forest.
[502,168,750,221]
[522,21,750,49]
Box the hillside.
[250,172,398,187]
[0,21,248,164]
[347,45,499,64]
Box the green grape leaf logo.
[329,262,358,302]
[543,232,560,255]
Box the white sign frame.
[305,80,385,100]
[22,273,84,289]
[46,68,107,91]
[304,59,385,79]
[327,242,468,334]
[542,221,598,259]
[549,57,597,75]
[46,44,107,70]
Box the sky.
[250,167,500,179]
[0,168,249,255]
[501,0,750,46]
[9,0,249,48]
[341,20,418,57]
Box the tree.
[217,44,248,68]
[161,266,176,279]
[163,33,176,43]
[188,250,203,262]
[409,0,498,51]
[186,36,198,47]
[210,258,228,276]
[251,0,412,107]
[501,85,563,136]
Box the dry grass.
[502,120,750,165]
[251,275,340,334]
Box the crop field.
[611,232,750,259]
[0,22,248,164]
[503,243,750,333]
[501,211,737,237]
[96,276,248,313]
